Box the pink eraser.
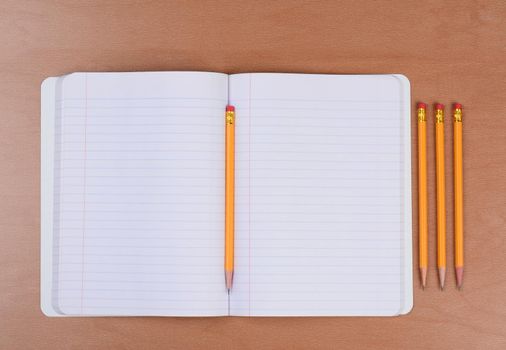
[435,103,444,110]
[417,102,427,109]
[226,105,235,112]
[453,103,462,110]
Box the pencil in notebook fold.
[225,105,235,293]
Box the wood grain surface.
[1,0,505,349]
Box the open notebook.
[41,72,412,317]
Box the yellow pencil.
[435,103,446,290]
[225,105,235,293]
[453,103,464,289]
[417,103,428,289]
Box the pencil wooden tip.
[225,270,234,291]
[420,267,427,289]
[438,268,446,290]
[456,267,464,290]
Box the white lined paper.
[229,73,411,316]
[42,72,411,317]
[50,72,229,316]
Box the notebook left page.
[41,72,228,316]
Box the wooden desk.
[1,1,505,349]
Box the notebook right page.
[229,73,412,316]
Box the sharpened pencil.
[453,103,464,289]
[435,103,446,290]
[225,105,235,293]
[417,102,428,289]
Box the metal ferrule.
[454,108,462,122]
[435,109,444,123]
[226,111,235,125]
[417,108,426,122]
